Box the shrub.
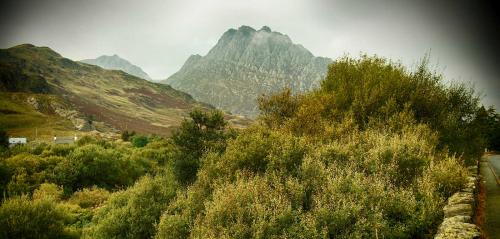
[68,186,110,208]
[0,195,74,239]
[53,144,144,193]
[33,183,64,201]
[121,130,136,142]
[131,135,149,148]
[190,176,317,239]
[85,173,179,239]
[422,156,469,198]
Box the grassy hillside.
[0,44,216,138]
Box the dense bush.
[68,186,110,209]
[260,56,484,164]
[0,195,74,239]
[52,144,145,193]
[131,135,149,148]
[85,172,179,239]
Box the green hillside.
[0,44,214,138]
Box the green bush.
[68,186,110,208]
[131,135,149,148]
[0,195,74,239]
[85,173,179,239]
[33,183,64,202]
[53,144,144,193]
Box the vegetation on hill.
[1,55,498,239]
[0,44,211,137]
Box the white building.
[9,138,27,146]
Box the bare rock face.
[163,25,332,117]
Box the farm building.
[9,137,27,146]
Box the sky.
[0,0,499,108]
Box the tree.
[0,128,8,149]
[171,109,230,185]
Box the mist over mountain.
[81,54,152,81]
[162,25,332,117]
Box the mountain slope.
[81,54,152,81]
[0,44,211,137]
[162,25,332,117]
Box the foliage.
[68,186,110,209]
[171,109,232,185]
[121,130,136,142]
[259,56,484,164]
[85,173,179,239]
[0,128,8,149]
[0,54,493,239]
[52,144,145,193]
[474,106,500,151]
[0,195,75,239]
[131,135,149,148]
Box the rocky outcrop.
[435,165,481,239]
[162,25,332,117]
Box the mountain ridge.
[162,25,332,117]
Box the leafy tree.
[258,88,299,128]
[171,109,230,185]
[474,106,500,151]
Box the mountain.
[0,44,213,138]
[162,25,332,117]
[81,54,152,81]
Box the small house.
[9,137,27,146]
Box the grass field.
[0,92,81,141]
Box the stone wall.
[434,165,481,239]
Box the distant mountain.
[81,54,152,81]
[0,44,212,137]
[162,25,332,117]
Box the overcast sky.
[1,0,499,108]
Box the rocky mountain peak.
[163,26,332,117]
[80,54,152,81]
